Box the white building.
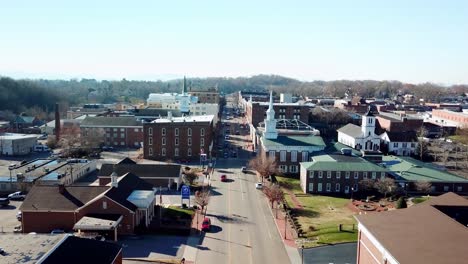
[380,131,418,156]
[0,133,38,156]
[337,108,381,151]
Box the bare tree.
[359,178,376,192]
[183,169,199,186]
[59,123,81,156]
[374,178,397,198]
[83,127,105,149]
[414,181,432,195]
[194,188,211,216]
[416,126,428,161]
[263,184,284,218]
[248,152,279,183]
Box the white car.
[8,191,26,200]
[241,167,247,173]
[255,182,263,189]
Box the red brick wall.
[77,196,135,235]
[22,211,76,233]
[248,103,310,127]
[305,170,389,194]
[357,230,383,264]
[376,116,423,132]
[432,109,468,126]
[143,122,213,161]
[81,126,143,148]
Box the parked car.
[225,135,230,140]
[255,182,263,189]
[0,198,10,207]
[33,144,50,152]
[241,167,247,173]
[220,175,227,182]
[16,211,22,221]
[8,164,17,170]
[224,152,229,158]
[51,229,65,235]
[201,217,211,231]
[8,191,26,201]
[101,146,114,151]
[13,225,22,233]
[235,131,240,135]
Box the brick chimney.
[55,103,61,141]
[58,184,65,194]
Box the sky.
[0,0,467,84]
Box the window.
[188,137,192,146]
[174,148,179,156]
[102,201,107,209]
[148,137,153,146]
[113,128,117,132]
[161,148,166,156]
[134,128,139,132]
[201,128,205,136]
[444,186,449,192]
[393,142,399,147]
[291,151,297,162]
[121,142,125,146]
[106,133,110,138]
[318,171,323,178]
[162,137,166,145]
[353,184,359,192]
[354,172,359,179]
[175,137,179,146]
[188,128,192,136]
[269,151,276,159]
[200,138,205,146]
[289,165,298,173]
[335,183,340,192]
[318,183,323,192]
[411,143,415,148]
[148,147,153,156]
[279,165,288,173]
[120,128,124,132]
[175,128,179,136]
[309,171,314,179]
[345,171,350,179]
[188,148,192,156]
[280,151,286,162]
[302,151,309,162]
[402,143,407,148]
[457,186,462,192]
[113,141,118,145]
[336,171,341,179]
[363,172,368,179]
[326,183,331,192]
[345,186,350,193]
[372,172,377,179]
[327,171,331,178]
[380,172,386,179]
[308,183,314,192]
[161,128,166,136]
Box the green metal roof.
[301,154,387,172]
[261,135,326,147]
[382,156,468,183]
[325,142,362,156]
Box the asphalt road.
[303,243,357,264]
[194,104,290,264]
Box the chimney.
[58,184,65,194]
[110,171,118,188]
[167,111,173,120]
[55,103,61,141]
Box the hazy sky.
[0,0,467,83]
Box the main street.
[193,101,291,264]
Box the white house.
[380,131,418,156]
[337,108,381,151]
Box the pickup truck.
[0,198,10,207]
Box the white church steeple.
[263,91,278,139]
[361,106,376,137]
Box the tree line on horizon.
[1,75,467,121]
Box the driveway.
[0,200,22,232]
[118,235,188,260]
[302,242,357,264]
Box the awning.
[73,215,123,231]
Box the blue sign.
[181,185,190,199]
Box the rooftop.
[337,123,363,138]
[355,192,468,264]
[152,115,214,123]
[0,133,39,140]
[81,116,142,127]
[325,142,362,156]
[381,156,468,183]
[0,234,66,264]
[261,135,326,148]
[302,154,388,172]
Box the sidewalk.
[268,205,302,264]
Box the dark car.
[235,131,240,135]
[220,175,227,182]
[0,198,10,207]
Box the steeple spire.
[182,76,187,94]
[263,91,278,139]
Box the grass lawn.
[449,135,468,145]
[412,196,430,204]
[164,206,195,220]
[276,176,358,247]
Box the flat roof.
[261,135,325,148]
[302,154,388,172]
[0,234,66,264]
[74,215,122,231]
[0,133,39,140]
[152,115,214,123]
[382,156,468,183]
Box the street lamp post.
[351,187,355,201]
[301,245,304,264]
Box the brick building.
[431,109,468,128]
[375,112,424,133]
[355,192,468,264]
[300,154,389,194]
[245,101,310,127]
[143,115,214,161]
[19,172,155,239]
[189,87,220,104]
[80,116,143,148]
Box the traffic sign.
[181,185,190,199]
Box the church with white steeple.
[337,106,381,151]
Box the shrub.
[308,225,316,232]
[395,197,407,209]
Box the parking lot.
[0,200,22,233]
